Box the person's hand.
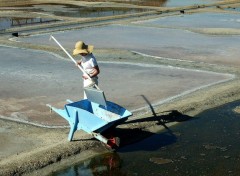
[82,75,89,80]
[76,60,82,66]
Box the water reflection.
[53,7,151,18]
[52,153,125,176]
[53,100,240,176]
[0,17,58,31]
[0,4,151,18]
[101,0,168,7]
[81,0,223,7]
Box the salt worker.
[73,41,100,99]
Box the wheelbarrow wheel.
[107,137,120,149]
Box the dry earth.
[0,0,240,175]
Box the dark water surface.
[52,100,240,176]
[0,4,150,18]
[0,17,58,31]
[0,5,149,31]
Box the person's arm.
[89,65,100,78]
[82,65,100,79]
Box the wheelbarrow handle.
[50,35,100,90]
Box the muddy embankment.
[0,0,240,176]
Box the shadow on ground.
[109,95,194,150]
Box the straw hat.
[73,41,94,55]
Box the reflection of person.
[73,41,100,99]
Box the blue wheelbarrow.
[47,87,132,148]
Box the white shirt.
[81,53,98,76]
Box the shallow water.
[0,17,58,31]
[225,7,240,12]
[20,22,240,66]
[0,4,150,32]
[163,0,224,7]
[0,1,232,31]
[75,0,224,7]
[51,6,151,18]
[0,4,150,19]
[52,100,240,176]
[136,12,240,28]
